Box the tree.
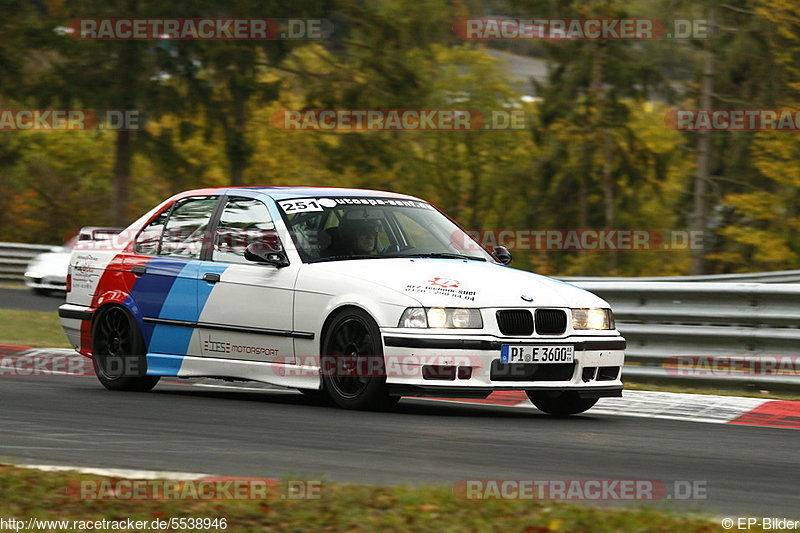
[665,0,788,273]
[511,0,667,274]
[704,0,800,270]
[19,0,197,225]
[166,0,331,186]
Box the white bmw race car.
[58,187,625,414]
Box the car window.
[135,209,170,255]
[285,208,393,260]
[393,211,442,249]
[279,197,490,263]
[212,197,279,264]
[159,196,219,259]
[283,211,326,261]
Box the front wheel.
[297,388,331,404]
[526,390,598,416]
[320,308,398,410]
[92,306,159,392]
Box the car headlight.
[572,308,614,330]
[399,308,483,329]
[399,307,428,328]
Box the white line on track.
[14,464,210,480]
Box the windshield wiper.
[398,252,486,262]
[309,254,385,264]
[310,252,487,263]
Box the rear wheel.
[92,306,159,392]
[321,308,399,410]
[526,390,598,416]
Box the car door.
[127,195,221,358]
[195,195,299,363]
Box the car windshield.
[276,196,493,263]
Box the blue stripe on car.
[146,353,185,376]
[128,257,188,345]
[147,261,201,357]
[144,261,230,376]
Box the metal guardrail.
[573,281,800,390]
[0,242,62,282]
[563,270,800,283]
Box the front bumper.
[25,273,67,291]
[380,331,625,395]
[386,385,623,399]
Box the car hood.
[308,258,609,308]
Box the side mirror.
[244,243,290,268]
[493,246,512,265]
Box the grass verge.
[0,466,747,533]
[0,308,70,348]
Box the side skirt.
[146,353,322,391]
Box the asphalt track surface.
[0,286,65,312]
[1,372,798,518]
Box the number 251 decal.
[278,199,323,213]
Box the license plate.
[500,345,574,364]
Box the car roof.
[174,186,424,202]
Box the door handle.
[131,265,146,276]
[203,273,221,283]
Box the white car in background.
[25,228,121,295]
[24,248,71,294]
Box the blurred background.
[1,0,798,277]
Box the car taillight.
[66,273,72,292]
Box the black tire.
[379,395,401,409]
[92,306,160,392]
[320,308,399,410]
[526,390,598,416]
[297,388,332,404]
[33,288,52,296]
[299,388,399,408]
